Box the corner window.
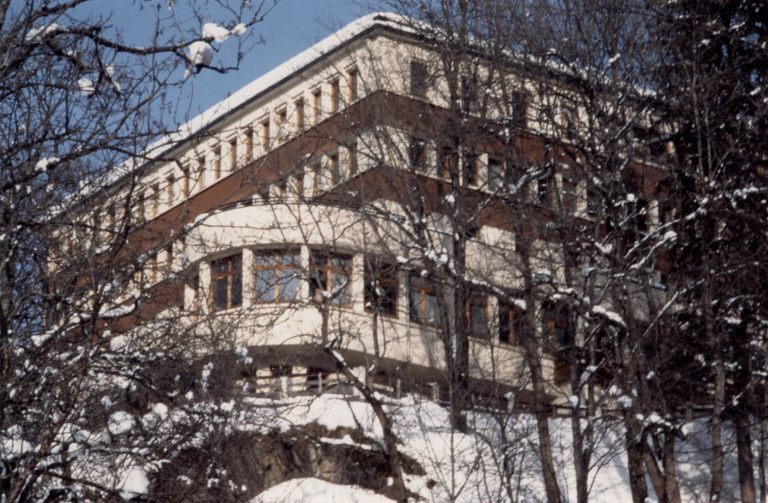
[253,249,301,302]
[309,251,351,305]
[410,60,428,97]
[211,254,242,311]
[364,258,399,317]
[409,272,440,325]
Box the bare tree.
[0,1,277,500]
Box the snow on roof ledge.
[63,12,411,210]
[147,12,410,159]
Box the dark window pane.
[410,61,427,97]
[425,292,439,324]
[409,138,425,170]
[408,289,421,322]
[255,271,275,302]
[279,271,301,300]
[214,278,228,311]
[231,273,242,307]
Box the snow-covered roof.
[59,12,415,215]
[161,12,411,152]
[134,12,412,178]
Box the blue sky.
[182,0,379,116]
[58,0,383,124]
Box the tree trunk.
[710,357,725,503]
[625,415,649,503]
[662,431,682,503]
[736,415,757,503]
[527,350,562,503]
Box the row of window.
[408,60,528,127]
[203,249,573,349]
[122,67,361,224]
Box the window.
[260,119,270,151]
[330,78,340,113]
[364,258,398,316]
[348,142,358,177]
[106,205,116,230]
[229,138,237,171]
[311,88,322,123]
[488,156,504,191]
[312,161,323,196]
[136,192,145,221]
[438,145,456,180]
[253,249,301,302]
[294,98,305,131]
[658,203,675,225]
[466,290,488,339]
[499,301,528,345]
[148,253,158,283]
[210,254,242,311]
[309,251,351,304]
[189,274,200,317]
[149,183,160,217]
[409,137,426,170]
[511,91,527,128]
[328,152,340,185]
[276,107,288,141]
[410,60,428,97]
[586,186,601,216]
[537,173,552,205]
[463,149,479,186]
[197,156,206,188]
[244,127,254,161]
[542,301,572,350]
[559,105,576,128]
[212,146,222,180]
[632,198,649,233]
[181,165,190,198]
[347,67,358,102]
[460,76,475,113]
[561,175,577,212]
[163,243,173,275]
[292,173,304,196]
[409,272,440,325]
[165,175,174,207]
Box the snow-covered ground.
[231,392,742,503]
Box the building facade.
[58,13,671,409]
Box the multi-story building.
[57,12,670,409]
